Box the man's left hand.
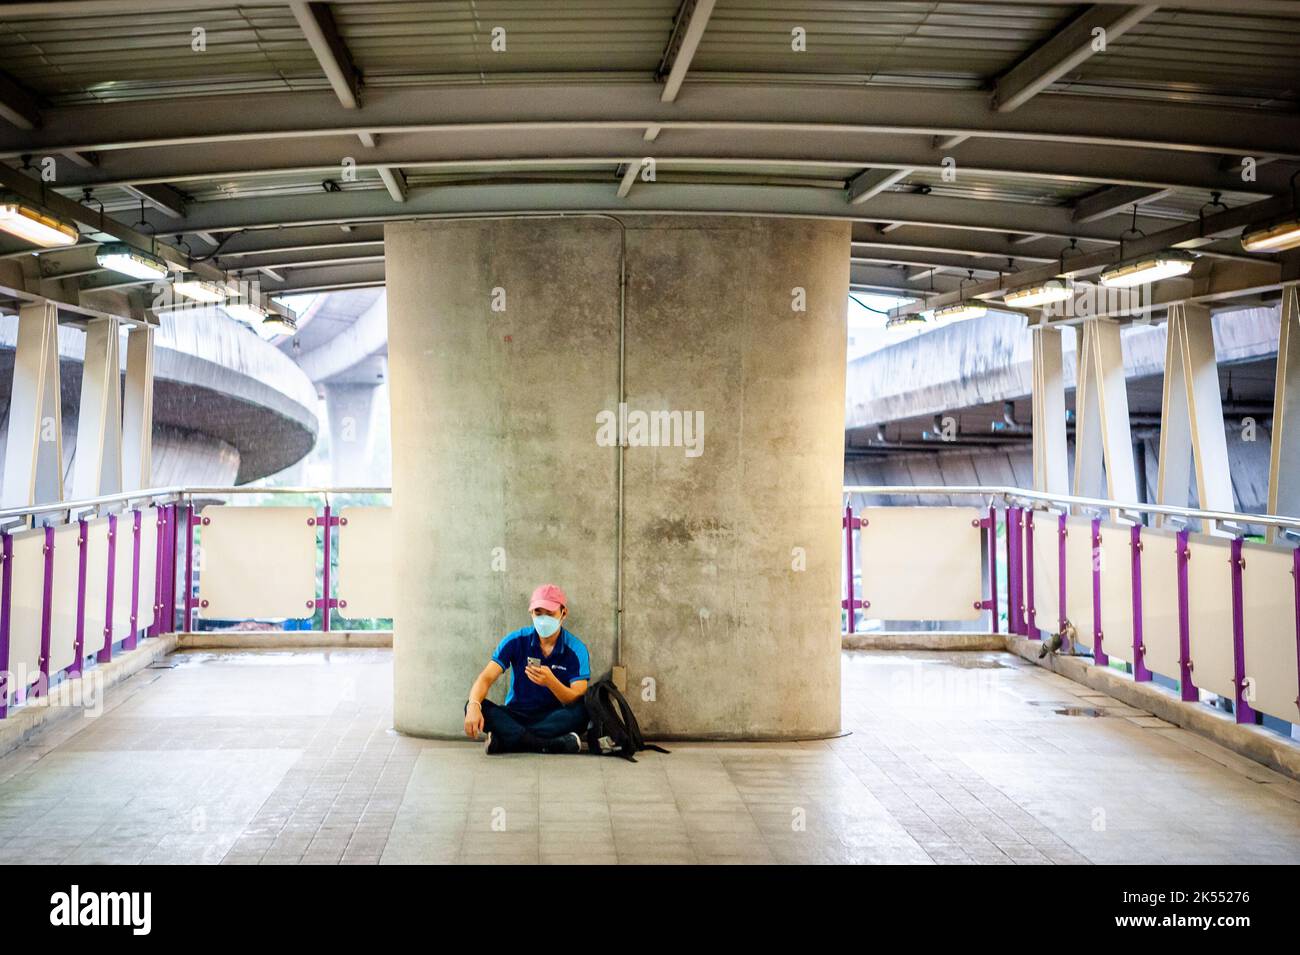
[525,664,558,688]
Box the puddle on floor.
[1026,700,1106,717]
[170,649,389,667]
[943,657,1008,670]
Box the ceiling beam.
[853,234,1058,263]
[852,254,1005,276]
[196,224,384,256]
[6,85,1297,162]
[222,247,384,271]
[847,168,912,205]
[120,182,188,219]
[993,4,1160,112]
[289,1,361,109]
[377,166,407,202]
[1070,184,1172,223]
[43,133,1290,200]
[0,70,40,130]
[262,260,386,295]
[61,150,97,168]
[658,0,717,104]
[144,181,1182,245]
[616,162,642,199]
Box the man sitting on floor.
[463,583,590,754]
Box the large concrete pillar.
[387,216,849,739]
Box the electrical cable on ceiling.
[849,292,891,315]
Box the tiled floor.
[2,646,1299,864]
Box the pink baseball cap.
[529,583,567,613]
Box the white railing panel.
[1031,511,1062,633]
[7,530,45,694]
[136,508,158,631]
[1186,534,1236,701]
[337,506,393,619]
[857,506,983,621]
[1065,516,1093,648]
[82,518,111,657]
[112,517,134,640]
[1139,528,1181,681]
[47,525,81,676]
[197,506,316,619]
[1097,521,1133,664]
[1241,541,1300,724]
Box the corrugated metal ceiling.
[1,1,1294,106]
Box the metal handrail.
[843,484,1300,533]
[5,481,1293,533]
[0,485,393,524]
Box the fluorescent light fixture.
[1099,250,1194,288]
[1241,216,1300,253]
[225,301,268,324]
[262,313,297,335]
[1004,278,1073,308]
[886,312,928,329]
[933,302,987,323]
[172,275,227,303]
[96,242,168,280]
[0,202,79,248]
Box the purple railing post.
[163,503,178,632]
[320,503,334,632]
[837,504,868,631]
[35,525,55,697]
[182,504,196,634]
[125,510,141,652]
[1091,518,1107,667]
[1176,529,1198,702]
[0,532,12,719]
[840,503,864,633]
[71,519,87,678]
[987,506,999,634]
[98,514,116,665]
[1057,512,1068,632]
[1229,537,1255,725]
[1130,523,1151,682]
[1292,546,1300,726]
[1025,510,1038,638]
[147,508,163,639]
[1006,506,1024,635]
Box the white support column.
[1,301,64,508]
[1072,318,1138,504]
[1032,325,1069,494]
[72,317,123,500]
[1156,302,1233,520]
[121,324,154,491]
[324,381,380,486]
[1268,283,1300,539]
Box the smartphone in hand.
[527,657,542,668]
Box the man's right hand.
[464,701,484,738]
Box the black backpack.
[583,678,670,762]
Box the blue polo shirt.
[491,625,591,717]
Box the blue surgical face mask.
[533,614,561,639]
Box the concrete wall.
[387,215,849,739]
